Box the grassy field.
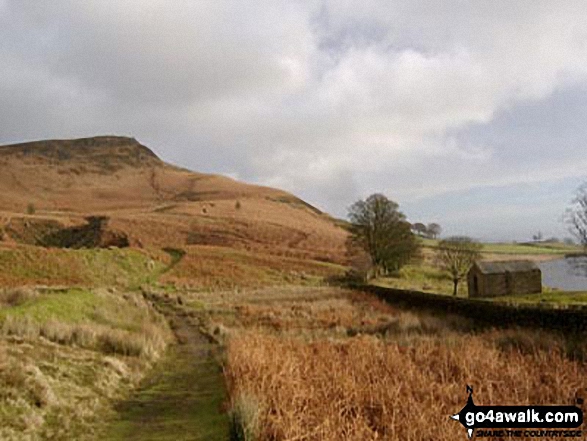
[374,264,458,296]
[421,237,581,255]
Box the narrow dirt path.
[105,300,229,440]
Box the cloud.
[2,0,587,239]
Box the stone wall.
[364,284,587,334]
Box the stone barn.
[467,260,542,298]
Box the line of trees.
[347,193,481,292]
[410,222,441,239]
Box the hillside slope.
[0,136,347,263]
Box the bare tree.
[348,194,418,278]
[568,184,587,249]
[437,236,482,296]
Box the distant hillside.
[0,136,347,263]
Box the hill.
[0,136,347,264]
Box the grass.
[0,287,171,358]
[160,245,346,290]
[0,337,146,440]
[373,263,458,296]
[421,238,581,255]
[106,349,229,441]
[492,289,587,306]
[0,246,169,288]
[0,286,173,439]
[480,242,578,254]
[0,287,98,323]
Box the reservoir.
[538,256,587,291]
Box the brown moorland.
[1,136,585,441]
[187,286,586,441]
[0,136,347,263]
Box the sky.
[2,1,587,242]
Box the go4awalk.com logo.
[450,386,584,439]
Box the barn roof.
[472,260,540,275]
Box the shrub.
[226,330,587,440]
[0,287,38,307]
[229,393,262,441]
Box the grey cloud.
[2,1,587,240]
[4,1,314,106]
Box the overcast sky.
[2,1,587,241]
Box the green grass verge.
[0,247,168,289]
[373,264,459,296]
[0,288,97,324]
[0,288,167,333]
[492,290,587,305]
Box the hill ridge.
[0,136,161,166]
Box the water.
[538,256,587,291]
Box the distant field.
[420,238,581,255]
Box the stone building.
[467,260,542,298]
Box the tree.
[567,183,587,249]
[411,222,427,237]
[347,194,418,278]
[437,236,482,296]
[426,223,442,239]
